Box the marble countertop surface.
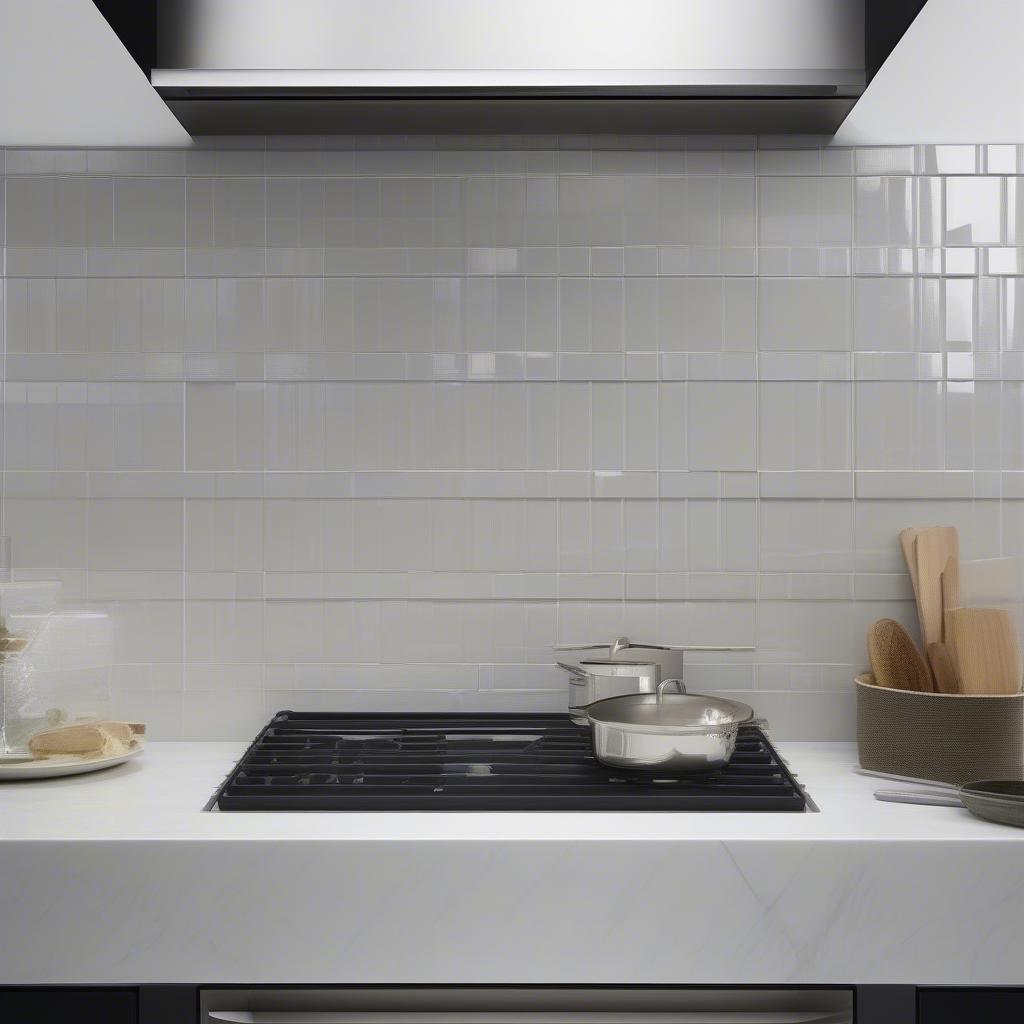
[2,740,1024,987]
[0,739,1021,841]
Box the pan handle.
[874,788,963,807]
[856,767,959,791]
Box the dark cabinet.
[0,987,137,1023]
[5,985,1024,1023]
[919,988,1024,1024]
[0,986,196,1024]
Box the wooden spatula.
[938,555,962,690]
[927,642,959,694]
[898,527,935,689]
[899,528,922,605]
[914,526,959,653]
[941,555,960,640]
[946,607,1023,695]
[868,619,933,692]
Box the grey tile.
[757,278,852,351]
[212,177,267,247]
[113,178,186,245]
[7,176,113,246]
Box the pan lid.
[586,690,754,733]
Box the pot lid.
[586,691,754,733]
[578,658,656,666]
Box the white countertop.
[0,740,1021,842]
[2,741,1024,987]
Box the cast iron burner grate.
[213,711,807,811]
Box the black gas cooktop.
[213,711,807,812]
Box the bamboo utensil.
[899,528,921,606]
[898,528,935,689]
[958,557,1024,648]
[946,608,1022,695]
[867,619,933,692]
[941,556,960,637]
[914,527,959,652]
[939,554,962,690]
[927,642,959,695]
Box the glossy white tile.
[757,278,852,351]
[3,136,1021,741]
[854,277,915,351]
[855,382,945,470]
[686,383,756,470]
[758,382,851,470]
[759,176,852,245]
[945,176,1002,245]
[854,176,914,246]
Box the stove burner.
[214,712,806,812]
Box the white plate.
[0,743,144,780]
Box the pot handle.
[657,678,686,703]
[556,637,754,658]
[556,639,756,658]
[555,661,589,679]
[555,637,661,658]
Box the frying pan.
[875,777,1024,827]
[585,679,754,772]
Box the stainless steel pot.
[586,679,754,773]
[556,638,678,709]
[557,657,664,709]
[555,638,754,711]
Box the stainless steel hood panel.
[155,0,865,73]
[151,0,867,134]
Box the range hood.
[97,0,927,135]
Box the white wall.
[0,0,189,147]
[835,0,1024,144]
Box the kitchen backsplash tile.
[2,137,1022,741]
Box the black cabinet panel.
[919,988,1024,1024]
[139,985,198,1024]
[856,985,916,1024]
[0,987,137,1024]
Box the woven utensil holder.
[856,674,1024,785]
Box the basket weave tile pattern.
[856,674,1024,785]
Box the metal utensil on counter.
[555,638,753,710]
[586,678,755,773]
[875,777,1024,828]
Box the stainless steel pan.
[586,679,754,773]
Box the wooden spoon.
[946,608,1022,695]
[868,619,933,692]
